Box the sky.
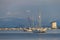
[0,0,60,26]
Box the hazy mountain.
[0,17,60,28]
[0,17,34,28]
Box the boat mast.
[27,16,32,27]
[38,8,41,28]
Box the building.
[51,21,57,29]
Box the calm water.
[0,33,60,40]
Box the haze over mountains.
[0,17,38,28]
[0,17,60,28]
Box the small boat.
[33,28,47,33]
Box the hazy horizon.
[0,0,60,27]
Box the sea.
[0,33,60,40]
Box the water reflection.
[0,33,60,40]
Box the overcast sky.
[0,0,60,26]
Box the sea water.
[0,33,60,40]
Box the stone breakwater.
[0,28,47,32]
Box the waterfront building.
[51,21,57,29]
